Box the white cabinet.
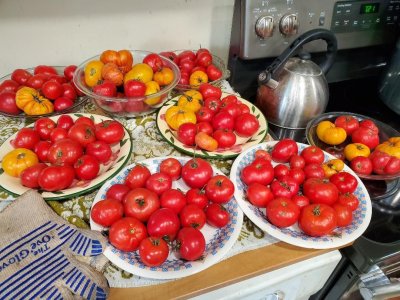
[191,250,342,300]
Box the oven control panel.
[237,0,400,59]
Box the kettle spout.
[258,71,279,89]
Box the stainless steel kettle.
[256,29,337,131]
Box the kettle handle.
[259,28,337,85]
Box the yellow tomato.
[316,120,347,145]
[124,63,153,84]
[2,148,38,177]
[322,159,345,178]
[375,137,400,158]
[316,120,335,140]
[195,132,218,151]
[144,81,161,106]
[153,67,175,86]
[165,106,196,131]
[177,90,203,113]
[344,143,370,161]
[189,70,208,87]
[15,87,54,115]
[84,60,104,87]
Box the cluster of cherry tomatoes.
[165,84,260,152]
[1,115,125,192]
[241,139,360,237]
[0,65,81,116]
[91,157,234,267]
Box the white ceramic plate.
[230,141,372,249]
[0,113,132,200]
[90,156,243,279]
[156,92,268,159]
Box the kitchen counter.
[109,242,337,299]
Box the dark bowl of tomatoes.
[158,49,230,92]
[0,66,88,119]
[73,50,180,118]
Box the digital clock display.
[360,3,380,14]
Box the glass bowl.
[306,111,400,181]
[73,50,180,118]
[159,50,230,91]
[0,66,87,120]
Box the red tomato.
[95,120,125,144]
[303,163,325,179]
[177,123,197,146]
[206,64,223,81]
[49,128,68,143]
[11,69,32,85]
[289,154,306,169]
[246,183,274,207]
[48,75,67,85]
[53,97,74,112]
[20,163,47,188]
[180,204,207,229]
[299,204,337,237]
[241,159,274,186]
[384,156,400,175]
[196,121,213,135]
[270,176,299,198]
[196,106,215,123]
[221,103,242,119]
[64,65,77,81]
[332,204,353,227]
[124,80,146,97]
[33,141,52,162]
[90,199,124,227]
[61,83,78,100]
[160,189,187,214]
[143,53,164,72]
[325,146,346,161]
[139,237,169,267]
[106,183,131,202]
[238,103,250,114]
[26,74,48,89]
[176,227,205,261]
[185,188,209,209]
[370,150,392,175]
[57,115,75,131]
[41,81,63,100]
[288,168,306,185]
[181,158,213,189]
[266,197,300,228]
[337,193,359,211]
[196,51,212,67]
[74,155,100,180]
[178,50,196,62]
[291,194,310,209]
[75,116,95,128]
[359,119,379,134]
[68,123,96,147]
[145,172,173,196]
[271,139,298,163]
[109,217,148,252]
[124,164,151,189]
[350,156,373,175]
[34,117,57,140]
[124,188,160,222]
[0,79,19,94]
[334,115,360,136]
[351,127,379,149]
[159,158,182,181]
[213,129,236,149]
[34,65,58,76]
[147,208,181,242]
[273,164,290,179]
[198,83,222,100]
[234,113,260,137]
[329,172,358,193]
[11,128,40,150]
[211,111,235,131]
[38,165,75,191]
[204,97,221,113]
[0,92,20,115]
[254,149,272,161]
[47,138,83,165]
[179,60,195,73]
[300,146,325,165]
[221,95,238,106]
[303,178,339,206]
[205,203,230,228]
[86,140,112,163]
[205,175,234,204]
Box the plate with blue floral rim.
[0,113,132,201]
[156,92,268,160]
[90,156,243,280]
[230,141,372,249]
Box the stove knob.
[279,13,299,36]
[255,16,275,39]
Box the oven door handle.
[360,282,400,300]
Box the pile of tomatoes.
[91,157,234,267]
[165,84,260,152]
[83,49,176,113]
[317,115,400,176]
[0,65,81,116]
[241,139,361,237]
[159,48,223,88]
[1,115,125,192]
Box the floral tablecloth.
[0,81,278,288]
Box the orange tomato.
[84,60,104,87]
[144,81,161,106]
[153,67,174,86]
[189,70,208,87]
[102,63,124,86]
[124,63,154,84]
[177,90,203,113]
[165,106,196,130]
[100,49,133,74]
[322,159,345,178]
[2,148,39,177]
[195,132,218,151]
[376,137,400,158]
[344,143,370,161]
[317,120,347,145]
[15,87,54,115]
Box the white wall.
[0,0,234,75]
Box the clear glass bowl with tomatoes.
[306,111,400,181]
[73,50,181,118]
